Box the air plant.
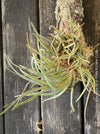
[0,5,97,117]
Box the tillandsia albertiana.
[0,21,96,116]
[0,3,98,117]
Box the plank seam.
[0,0,5,133]
[37,0,42,133]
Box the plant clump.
[0,20,96,116]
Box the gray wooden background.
[0,0,100,134]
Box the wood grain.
[0,57,3,134]
[1,0,40,134]
[40,0,82,133]
[83,0,100,133]
[0,20,3,134]
[0,1,4,133]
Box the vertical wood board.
[0,54,3,134]
[0,1,4,133]
[0,18,3,134]
[1,0,40,134]
[83,0,100,133]
[40,0,82,133]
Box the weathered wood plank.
[0,16,3,134]
[0,76,3,134]
[1,0,40,134]
[0,60,3,134]
[0,1,4,133]
[40,0,82,133]
[83,0,100,133]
